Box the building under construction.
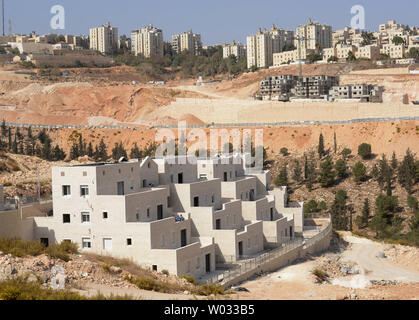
[294,75,339,98]
[258,75,297,101]
[329,84,383,102]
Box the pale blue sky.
[5,0,419,45]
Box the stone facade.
[30,155,302,278]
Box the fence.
[206,217,332,286]
[4,115,419,132]
[151,116,419,129]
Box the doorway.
[178,173,183,184]
[205,254,211,273]
[215,219,221,230]
[117,181,125,195]
[180,229,187,247]
[223,172,228,182]
[193,196,199,207]
[157,205,163,220]
[270,208,274,221]
[238,241,243,257]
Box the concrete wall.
[154,98,419,124]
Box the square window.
[81,212,90,223]
[61,172,65,176]
[127,238,132,246]
[62,185,71,196]
[80,185,89,197]
[82,238,91,249]
[103,212,108,219]
[83,171,87,177]
[63,214,71,223]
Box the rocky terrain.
[0,251,199,300]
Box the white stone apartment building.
[295,19,332,50]
[32,155,303,278]
[89,22,118,54]
[247,25,294,69]
[273,48,316,66]
[380,44,406,59]
[131,25,164,58]
[172,30,202,56]
[322,44,357,61]
[355,44,381,60]
[223,41,247,60]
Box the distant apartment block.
[131,25,164,58]
[332,26,360,47]
[322,44,357,61]
[259,75,297,100]
[329,84,383,102]
[295,19,332,50]
[172,30,202,56]
[295,75,339,98]
[89,22,119,54]
[32,155,303,277]
[247,25,294,69]
[223,41,247,60]
[355,44,381,60]
[380,44,406,59]
[272,48,316,66]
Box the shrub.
[180,275,196,284]
[318,201,327,211]
[341,148,352,158]
[407,196,418,211]
[45,244,70,262]
[353,161,367,182]
[193,284,225,296]
[0,238,45,257]
[161,269,169,276]
[312,268,329,283]
[358,143,372,159]
[304,200,319,214]
[280,147,289,156]
[0,277,85,300]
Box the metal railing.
[206,217,332,286]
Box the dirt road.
[231,232,419,300]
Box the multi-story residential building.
[379,20,405,34]
[223,41,247,60]
[332,27,361,47]
[172,30,202,56]
[259,75,297,100]
[131,25,164,58]
[380,44,406,59]
[336,44,357,61]
[323,44,358,61]
[355,44,381,60]
[247,25,294,69]
[272,48,316,66]
[295,19,332,50]
[89,22,118,54]
[295,75,339,98]
[269,24,294,53]
[32,155,303,277]
[329,84,383,102]
[247,28,273,69]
